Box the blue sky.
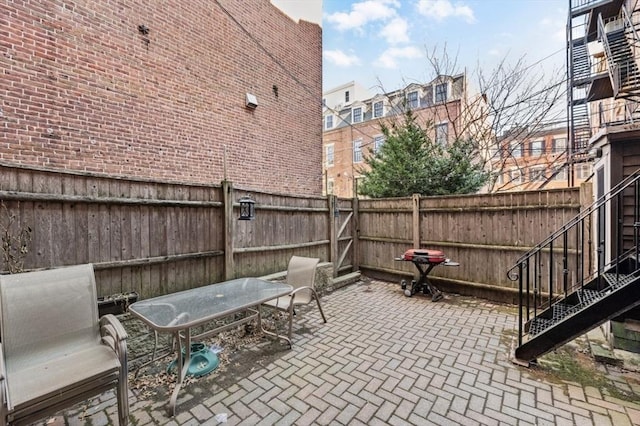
[321,0,568,94]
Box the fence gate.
[329,196,357,277]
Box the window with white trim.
[345,91,350,103]
[352,107,363,123]
[576,163,592,179]
[325,144,334,167]
[326,178,334,195]
[353,139,363,163]
[373,135,384,154]
[552,138,567,153]
[553,165,567,181]
[373,101,384,118]
[407,91,419,108]
[510,168,522,184]
[434,82,448,103]
[435,122,448,146]
[529,166,546,182]
[325,115,333,130]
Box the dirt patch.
[120,309,294,405]
[524,342,640,402]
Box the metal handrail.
[509,168,640,347]
[508,168,640,273]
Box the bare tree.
[374,45,566,193]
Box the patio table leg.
[168,328,191,417]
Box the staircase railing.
[508,169,640,348]
[599,13,620,95]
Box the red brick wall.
[1,0,323,195]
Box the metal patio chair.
[263,256,327,340]
[0,264,129,426]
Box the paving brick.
[46,280,640,426]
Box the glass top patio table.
[128,277,293,417]
[129,277,293,332]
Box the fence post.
[222,180,235,280]
[352,196,360,272]
[329,194,338,277]
[412,194,420,248]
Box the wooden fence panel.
[358,187,586,297]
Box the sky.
[273,0,569,96]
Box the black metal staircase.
[509,170,640,364]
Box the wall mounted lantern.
[238,196,255,220]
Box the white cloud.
[416,0,475,23]
[374,46,423,69]
[326,0,400,32]
[324,49,362,67]
[381,17,410,44]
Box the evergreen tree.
[357,109,488,198]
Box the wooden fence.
[0,164,347,298]
[358,187,588,302]
[0,163,589,302]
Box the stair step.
[603,272,636,289]
[578,288,601,305]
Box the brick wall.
[1,0,323,195]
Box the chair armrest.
[0,343,5,382]
[100,314,128,356]
[0,343,7,425]
[289,286,312,296]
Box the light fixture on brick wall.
[238,196,255,220]
[245,93,258,109]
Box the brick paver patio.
[38,279,640,425]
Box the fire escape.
[512,0,640,364]
[567,0,640,182]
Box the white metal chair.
[263,256,327,340]
[0,264,129,426]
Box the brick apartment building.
[1,0,322,195]
[323,75,467,198]
[492,124,592,192]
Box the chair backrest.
[0,264,100,372]
[287,256,319,303]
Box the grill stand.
[395,252,459,302]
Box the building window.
[326,144,334,167]
[325,115,333,130]
[373,101,384,118]
[576,162,592,179]
[435,122,448,146]
[352,107,363,123]
[345,91,350,103]
[529,166,546,182]
[326,178,334,195]
[510,168,522,184]
[510,141,523,158]
[496,172,504,185]
[529,140,544,156]
[374,135,384,154]
[553,165,567,181]
[353,139,363,163]
[552,138,567,153]
[407,91,419,108]
[435,83,448,103]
